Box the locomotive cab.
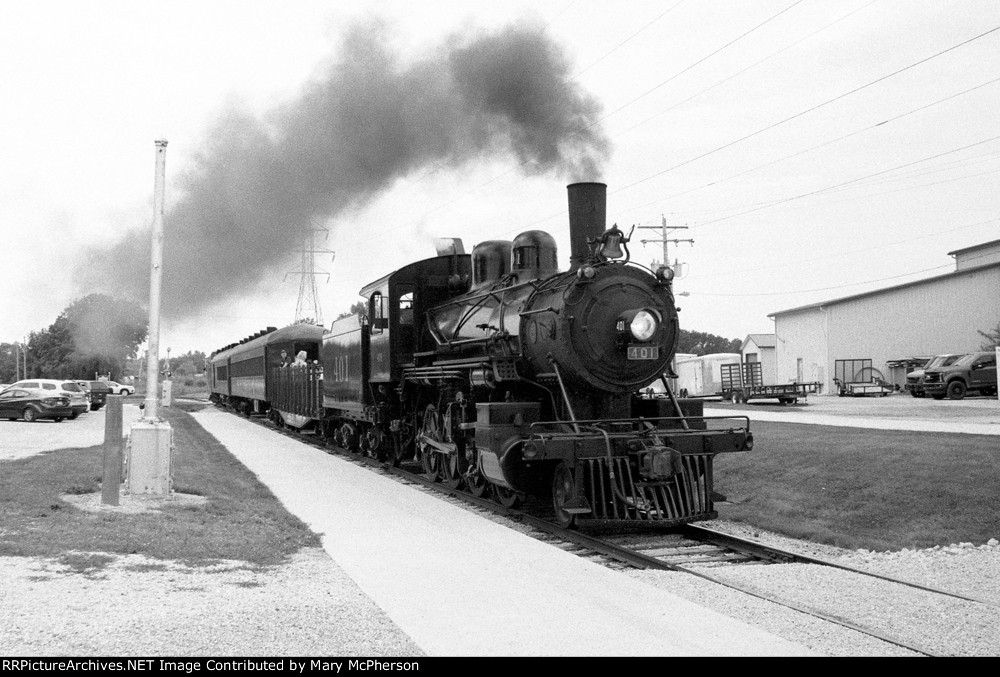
[362,254,473,382]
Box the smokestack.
[567,182,607,270]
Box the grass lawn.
[0,402,319,571]
[714,420,1000,551]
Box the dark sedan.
[0,387,75,422]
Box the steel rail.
[681,524,995,606]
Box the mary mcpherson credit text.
[2,660,420,673]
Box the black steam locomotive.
[210,182,752,527]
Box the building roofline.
[947,238,1000,257]
[768,261,1000,319]
[742,333,776,350]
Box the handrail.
[546,355,580,433]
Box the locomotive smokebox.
[567,182,607,270]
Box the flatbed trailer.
[720,362,820,405]
[835,380,894,397]
[833,358,894,397]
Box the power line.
[615,0,880,140]
[692,134,1000,227]
[690,246,1000,298]
[688,215,1000,281]
[618,76,1000,220]
[577,0,807,137]
[614,24,1000,196]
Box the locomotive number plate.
[627,345,660,360]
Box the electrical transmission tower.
[285,227,335,326]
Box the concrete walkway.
[191,407,817,657]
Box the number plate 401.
[627,345,660,360]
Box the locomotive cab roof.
[359,254,472,300]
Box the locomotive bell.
[595,225,628,260]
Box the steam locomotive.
[210,182,752,527]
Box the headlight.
[629,310,659,341]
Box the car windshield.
[952,354,977,366]
[61,382,84,392]
[927,355,963,368]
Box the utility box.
[160,379,173,407]
[127,420,173,495]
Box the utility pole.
[127,139,173,497]
[285,226,334,326]
[638,215,694,275]
[143,138,168,421]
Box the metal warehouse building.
[768,239,1000,394]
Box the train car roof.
[359,254,470,298]
[210,323,324,362]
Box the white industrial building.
[768,239,1000,394]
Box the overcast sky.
[2,0,998,357]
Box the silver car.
[9,379,90,418]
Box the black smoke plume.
[76,19,610,320]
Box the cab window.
[398,291,414,325]
[371,292,389,334]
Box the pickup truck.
[923,351,998,400]
[905,353,962,397]
[78,380,112,410]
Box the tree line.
[0,294,147,383]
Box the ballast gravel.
[626,520,1000,657]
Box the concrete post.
[101,396,123,506]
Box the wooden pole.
[102,396,123,506]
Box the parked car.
[105,380,135,395]
[77,380,112,410]
[8,379,89,418]
[905,354,964,397]
[0,387,75,422]
[923,351,998,400]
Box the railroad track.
[231,407,991,657]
